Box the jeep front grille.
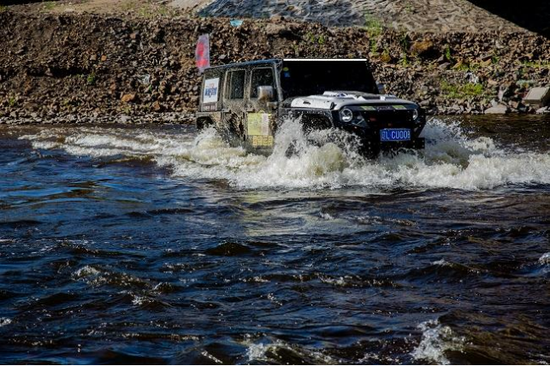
[360,110,413,127]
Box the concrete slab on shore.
[524,87,550,108]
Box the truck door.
[245,66,278,149]
[222,69,248,141]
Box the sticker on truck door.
[247,113,274,147]
[203,78,220,104]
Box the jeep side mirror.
[257,85,275,102]
[377,83,386,94]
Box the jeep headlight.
[412,108,419,121]
[340,108,354,123]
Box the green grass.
[399,33,410,53]
[521,60,550,69]
[364,13,383,54]
[454,63,469,72]
[441,81,484,99]
[403,0,415,14]
[364,13,382,35]
[399,54,410,67]
[304,32,327,46]
[444,45,453,63]
[305,31,315,43]
[86,72,96,86]
[454,60,482,72]
[369,38,380,54]
[317,34,326,45]
[0,5,6,12]
[43,1,56,11]
[8,95,16,108]
[138,6,152,18]
[369,40,378,55]
[137,4,174,18]
[380,48,391,62]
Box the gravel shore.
[1,11,549,123]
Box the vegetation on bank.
[441,81,484,99]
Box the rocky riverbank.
[1,11,550,124]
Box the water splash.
[0,318,12,327]
[411,319,466,365]
[20,118,550,190]
[539,253,550,274]
[244,338,337,364]
[539,253,550,265]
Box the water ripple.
[1,119,549,364]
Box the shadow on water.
[467,0,550,37]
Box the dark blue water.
[0,117,549,364]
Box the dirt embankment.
[1,11,549,123]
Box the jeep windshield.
[280,59,379,100]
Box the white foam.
[246,342,271,362]
[539,252,550,265]
[320,212,335,220]
[19,119,550,191]
[319,275,349,287]
[131,295,146,306]
[432,259,448,266]
[73,265,101,278]
[0,318,12,327]
[72,265,107,286]
[244,339,336,364]
[411,319,465,365]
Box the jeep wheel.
[196,118,214,131]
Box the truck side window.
[227,70,245,99]
[250,68,274,98]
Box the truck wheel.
[226,115,246,140]
[196,118,213,131]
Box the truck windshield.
[280,60,378,99]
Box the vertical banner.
[195,34,210,74]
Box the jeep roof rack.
[205,58,369,71]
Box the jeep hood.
[288,91,416,110]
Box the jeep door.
[196,69,224,129]
[245,65,279,149]
[222,68,248,140]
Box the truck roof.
[205,59,369,71]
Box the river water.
[0,116,549,364]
